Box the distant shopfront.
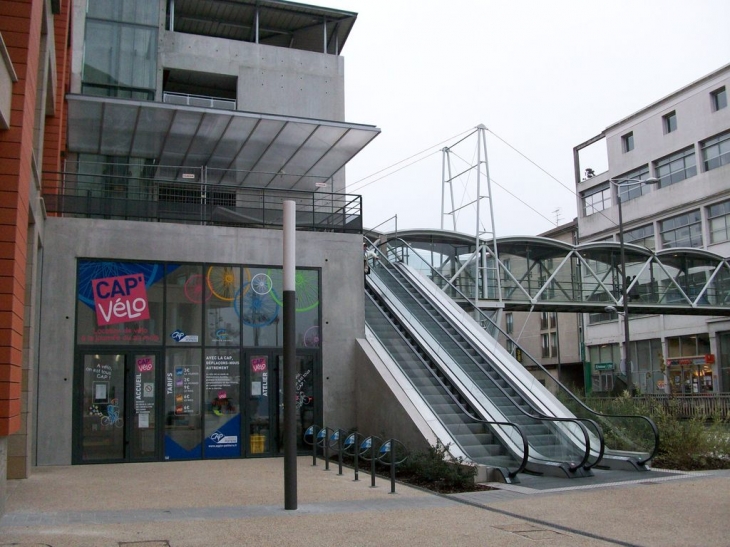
[73,260,322,464]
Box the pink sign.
[251,357,267,373]
[137,357,154,373]
[92,274,150,326]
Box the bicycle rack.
[304,426,408,491]
[360,435,383,488]
[329,429,347,475]
[377,439,409,494]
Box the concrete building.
[504,220,585,392]
[574,63,730,395]
[0,0,381,511]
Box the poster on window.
[204,351,241,457]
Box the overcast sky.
[322,0,730,237]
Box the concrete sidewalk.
[1,457,728,547]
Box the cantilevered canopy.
[65,94,380,192]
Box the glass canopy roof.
[66,94,380,192]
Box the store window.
[76,261,164,345]
[75,258,321,464]
[659,210,702,249]
[708,199,730,244]
[666,334,710,357]
[655,147,697,188]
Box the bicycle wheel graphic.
[268,269,319,312]
[303,326,320,348]
[207,266,249,301]
[184,274,212,303]
[250,273,273,295]
[234,283,280,328]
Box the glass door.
[247,352,273,456]
[130,353,158,460]
[276,353,317,454]
[80,353,126,462]
[78,351,159,463]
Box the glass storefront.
[73,259,321,464]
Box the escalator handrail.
[365,288,529,479]
[366,243,595,471]
[373,236,659,466]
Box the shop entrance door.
[244,351,318,456]
[76,351,160,463]
[276,353,318,455]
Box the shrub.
[398,440,478,492]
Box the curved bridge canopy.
[379,229,730,316]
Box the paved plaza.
[1,458,728,547]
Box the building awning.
[65,94,380,192]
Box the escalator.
[365,292,528,482]
[364,237,658,477]
[366,260,601,479]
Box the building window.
[582,184,611,216]
[624,224,655,250]
[540,312,549,330]
[616,165,652,203]
[702,131,730,172]
[708,199,730,244]
[82,2,159,100]
[659,210,702,249]
[663,111,677,134]
[505,313,513,334]
[541,334,550,358]
[622,132,634,152]
[655,147,697,188]
[550,332,558,357]
[711,86,727,112]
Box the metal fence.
[639,393,730,419]
[42,167,362,234]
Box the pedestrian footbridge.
[378,229,730,316]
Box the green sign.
[595,362,614,371]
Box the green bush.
[652,408,730,470]
[399,440,478,492]
[581,393,730,471]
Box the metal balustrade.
[42,168,362,234]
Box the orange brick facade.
[0,0,69,437]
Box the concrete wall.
[159,31,345,122]
[36,217,364,465]
[354,340,431,453]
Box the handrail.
[365,289,529,479]
[366,239,596,472]
[377,236,658,466]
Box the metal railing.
[42,169,362,234]
[162,91,236,111]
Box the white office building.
[574,63,730,395]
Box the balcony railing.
[162,92,236,111]
[42,168,362,234]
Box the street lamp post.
[608,176,660,394]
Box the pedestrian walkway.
[1,457,728,547]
